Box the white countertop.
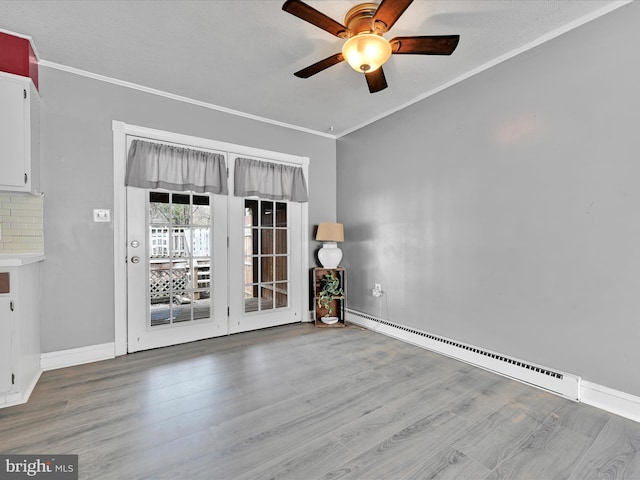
[0,253,45,267]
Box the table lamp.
[316,222,344,268]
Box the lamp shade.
[316,223,344,242]
[341,33,392,73]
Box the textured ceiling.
[0,0,629,137]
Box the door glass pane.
[261,257,273,283]
[193,296,210,320]
[261,229,273,254]
[276,256,287,282]
[192,228,209,258]
[275,282,288,308]
[172,194,191,225]
[260,285,274,310]
[244,256,255,295]
[173,291,192,323]
[275,202,287,227]
[251,228,259,255]
[173,306,192,323]
[275,230,287,254]
[171,261,190,289]
[261,201,274,227]
[245,285,259,313]
[150,305,171,326]
[148,191,213,327]
[149,192,170,224]
[172,228,189,258]
[195,261,210,290]
[246,200,258,227]
[193,195,210,226]
[243,198,290,314]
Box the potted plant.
[317,270,345,324]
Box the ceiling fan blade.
[391,35,460,55]
[294,53,344,78]
[283,0,349,38]
[365,67,388,94]
[372,0,413,33]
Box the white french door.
[126,186,228,352]
[228,165,304,333]
[117,125,309,354]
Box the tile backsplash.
[0,192,44,254]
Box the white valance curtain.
[125,139,229,195]
[234,157,308,202]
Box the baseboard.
[580,380,640,423]
[20,368,42,404]
[0,369,42,409]
[40,342,115,371]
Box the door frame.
[112,121,309,356]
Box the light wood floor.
[2,323,640,479]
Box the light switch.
[93,209,111,222]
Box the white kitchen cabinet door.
[0,296,13,395]
[0,72,39,193]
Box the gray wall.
[39,66,336,353]
[337,2,640,396]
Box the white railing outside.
[150,227,210,258]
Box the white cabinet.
[0,296,13,394]
[0,255,42,408]
[0,71,40,193]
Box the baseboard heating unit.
[345,309,581,401]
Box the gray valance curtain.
[125,139,229,195]
[234,157,308,202]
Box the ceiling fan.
[282,0,460,93]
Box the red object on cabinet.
[0,32,38,89]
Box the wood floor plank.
[486,420,593,479]
[210,369,387,447]
[210,397,384,479]
[317,410,470,480]
[445,375,524,421]
[450,403,544,470]
[568,415,640,480]
[543,400,611,440]
[336,375,474,454]
[81,428,217,479]
[399,446,491,480]
[229,431,351,480]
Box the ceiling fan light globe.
[342,33,392,73]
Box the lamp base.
[318,242,342,268]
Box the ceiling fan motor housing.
[344,3,380,34]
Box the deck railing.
[149,227,210,258]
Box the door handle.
[130,256,140,264]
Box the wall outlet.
[93,209,111,222]
[372,283,382,297]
